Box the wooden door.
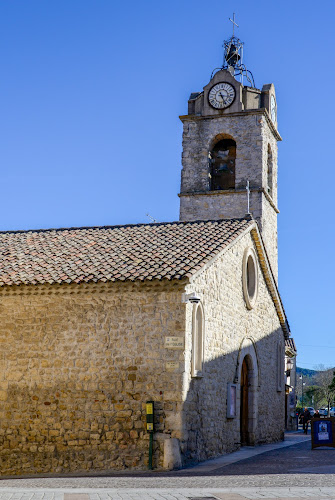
[240,357,249,445]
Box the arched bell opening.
[208,138,236,191]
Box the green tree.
[327,371,335,407]
[315,368,335,412]
[305,385,324,409]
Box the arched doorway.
[240,356,249,445]
[235,338,259,446]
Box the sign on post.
[311,416,335,449]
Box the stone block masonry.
[181,230,285,464]
[0,281,186,474]
[179,110,280,282]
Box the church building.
[0,29,293,474]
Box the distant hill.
[296,367,318,377]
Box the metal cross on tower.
[229,13,239,37]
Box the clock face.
[208,82,236,109]
[270,95,277,123]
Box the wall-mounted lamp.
[182,292,201,304]
[286,358,294,371]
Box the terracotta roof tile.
[0,218,252,287]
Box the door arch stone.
[234,337,259,446]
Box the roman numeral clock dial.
[208,82,236,109]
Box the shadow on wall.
[176,327,286,468]
[77,324,309,478]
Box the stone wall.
[179,113,266,195]
[0,281,186,474]
[179,189,262,222]
[260,115,279,281]
[181,230,285,464]
[179,112,279,282]
[261,195,279,280]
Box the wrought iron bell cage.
[211,35,255,88]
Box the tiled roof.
[285,338,297,352]
[0,219,252,287]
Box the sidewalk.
[176,430,310,473]
[0,486,334,500]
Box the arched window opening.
[267,144,273,198]
[277,341,284,392]
[209,139,236,191]
[192,303,204,377]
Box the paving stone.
[64,495,90,500]
[210,494,248,499]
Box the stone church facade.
[0,218,288,474]
[0,37,292,474]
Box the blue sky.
[1,0,334,369]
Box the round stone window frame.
[242,247,259,310]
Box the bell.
[225,44,240,67]
[217,163,229,172]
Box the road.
[0,431,334,499]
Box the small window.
[192,303,204,377]
[209,139,236,190]
[242,248,258,309]
[267,144,273,198]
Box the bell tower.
[179,21,281,281]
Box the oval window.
[247,255,256,300]
[242,248,258,309]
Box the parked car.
[329,407,335,417]
[318,408,328,416]
[307,407,315,416]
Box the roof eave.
[250,226,291,338]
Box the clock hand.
[219,91,228,103]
